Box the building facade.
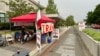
[0,0,46,22]
[0,0,9,22]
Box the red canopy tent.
[10,13,55,23]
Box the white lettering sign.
[52,29,59,40]
[41,23,54,34]
[14,22,33,26]
[78,22,85,31]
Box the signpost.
[52,28,59,40]
[41,23,54,44]
[78,21,85,31]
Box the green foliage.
[46,0,65,28]
[65,15,76,26]
[83,28,100,41]
[0,22,12,30]
[86,4,100,25]
[46,0,58,14]
[86,11,93,25]
[54,18,66,28]
[2,0,34,18]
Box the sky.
[35,0,100,22]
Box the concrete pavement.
[30,27,69,56]
[0,48,14,56]
[41,27,92,56]
[0,27,68,56]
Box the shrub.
[0,22,12,30]
[83,28,100,41]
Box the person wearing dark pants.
[21,25,26,44]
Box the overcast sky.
[35,0,100,22]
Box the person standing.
[21,25,26,44]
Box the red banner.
[41,23,54,34]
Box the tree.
[86,4,100,25]
[46,0,58,14]
[86,11,93,25]
[54,18,66,28]
[65,15,75,26]
[93,4,100,24]
[2,0,34,18]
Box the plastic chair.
[5,34,14,45]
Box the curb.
[41,27,70,56]
[29,27,70,56]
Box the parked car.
[91,24,100,29]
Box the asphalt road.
[41,27,92,56]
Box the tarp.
[10,13,55,23]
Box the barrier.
[76,28,100,56]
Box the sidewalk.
[0,48,14,56]
[29,27,70,56]
[0,27,70,56]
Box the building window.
[0,13,6,22]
